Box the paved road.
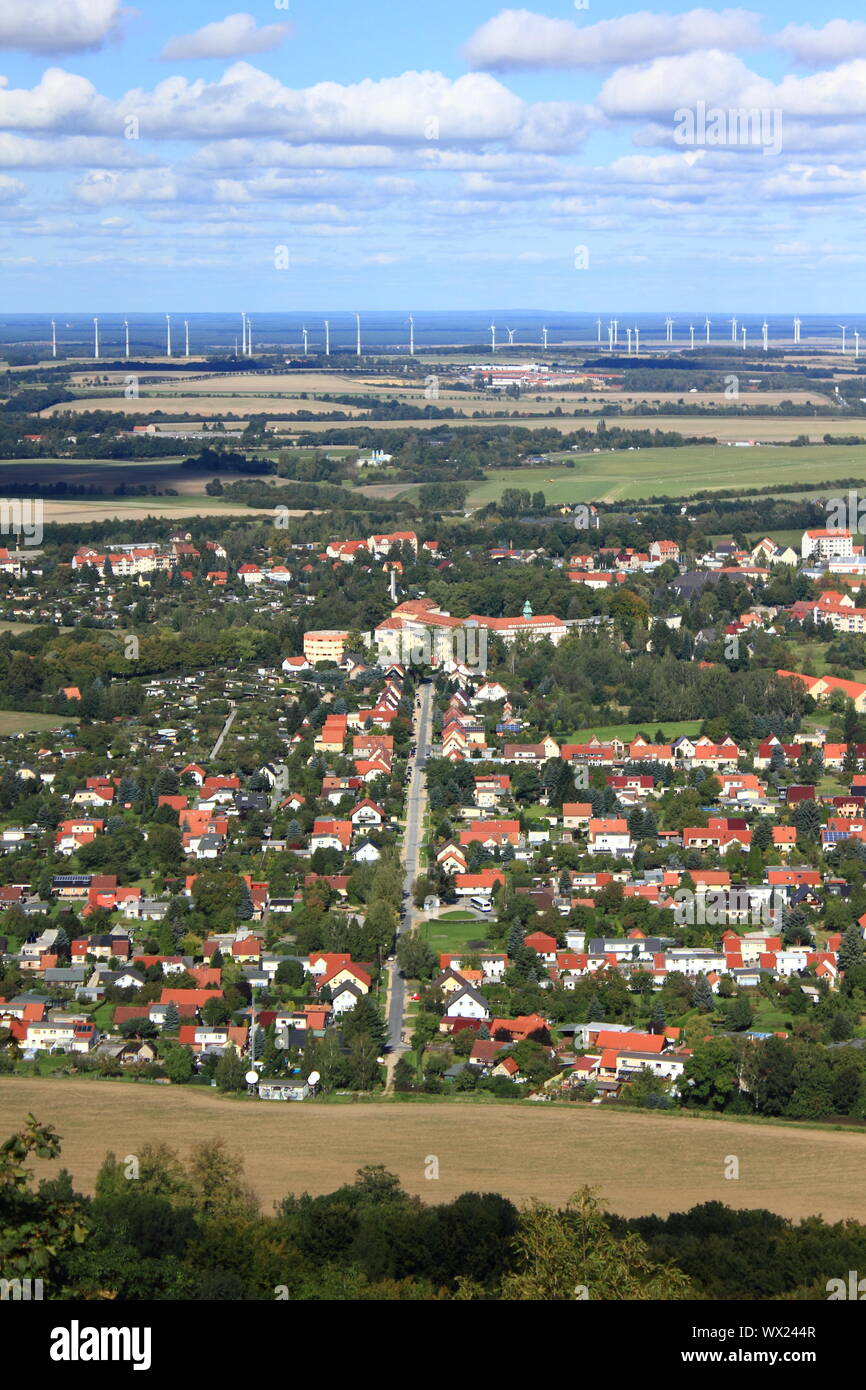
[210,702,237,759]
[386,679,434,1059]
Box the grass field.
[567,719,703,743]
[4,1078,866,1220]
[464,444,866,506]
[0,710,78,733]
[422,911,489,951]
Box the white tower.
[354,312,361,357]
[490,323,496,353]
[123,319,130,359]
[634,326,640,354]
[741,325,747,350]
[165,314,172,358]
[506,327,515,345]
[324,319,330,356]
[302,326,309,355]
[839,324,848,354]
[665,315,673,343]
[93,317,100,360]
[730,316,738,342]
[50,320,56,359]
[596,317,602,343]
[626,327,633,355]
[762,320,769,352]
[689,324,695,350]
[184,320,190,357]
[246,317,252,356]
[705,317,711,343]
[855,330,861,362]
[408,314,415,355]
[240,312,247,358]
[542,326,548,350]
[793,316,801,344]
[611,319,619,345]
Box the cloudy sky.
[0,0,865,312]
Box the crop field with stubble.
[3,1077,866,1221]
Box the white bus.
[470,896,492,913]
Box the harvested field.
[3,1078,866,1221]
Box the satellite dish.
[244,1070,259,1086]
[307,1071,320,1087]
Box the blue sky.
[1,1,865,312]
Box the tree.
[342,995,389,1054]
[682,1037,741,1110]
[396,930,438,981]
[163,1000,180,1031]
[692,973,714,1013]
[838,923,866,975]
[162,1044,195,1084]
[725,995,753,1031]
[215,1048,247,1093]
[493,1187,692,1300]
[0,1116,88,1287]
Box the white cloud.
[0,175,27,202]
[0,64,592,154]
[464,7,763,70]
[73,169,182,205]
[160,13,291,61]
[599,51,762,118]
[0,0,121,53]
[775,21,866,67]
[0,133,152,168]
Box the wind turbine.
[542,326,548,350]
[506,327,515,345]
[355,312,361,357]
[324,319,330,356]
[855,331,861,362]
[705,316,711,343]
[665,315,673,344]
[762,320,769,352]
[793,316,801,344]
[634,326,640,354]
[689,324,695,350]
[123,319,130,360]
[626,327,633,355]
[839,324,848,354]
[50,320,56,359]
[741,325,747,350]
[490,323,496,353]
[730,316,738,342]
[165,314,172,357]
[93,317,100,360]
[595,317,602,343]
[240,311,247,357]
[611,319,619,346]
[184,320,190,357]
[302,326,309,355]
[607,322,614,351]
[246,317,252,356]
[408,314,415,355]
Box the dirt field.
[38,500,310,524]
[4,1078,866,1220]
[43,396,367,418]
